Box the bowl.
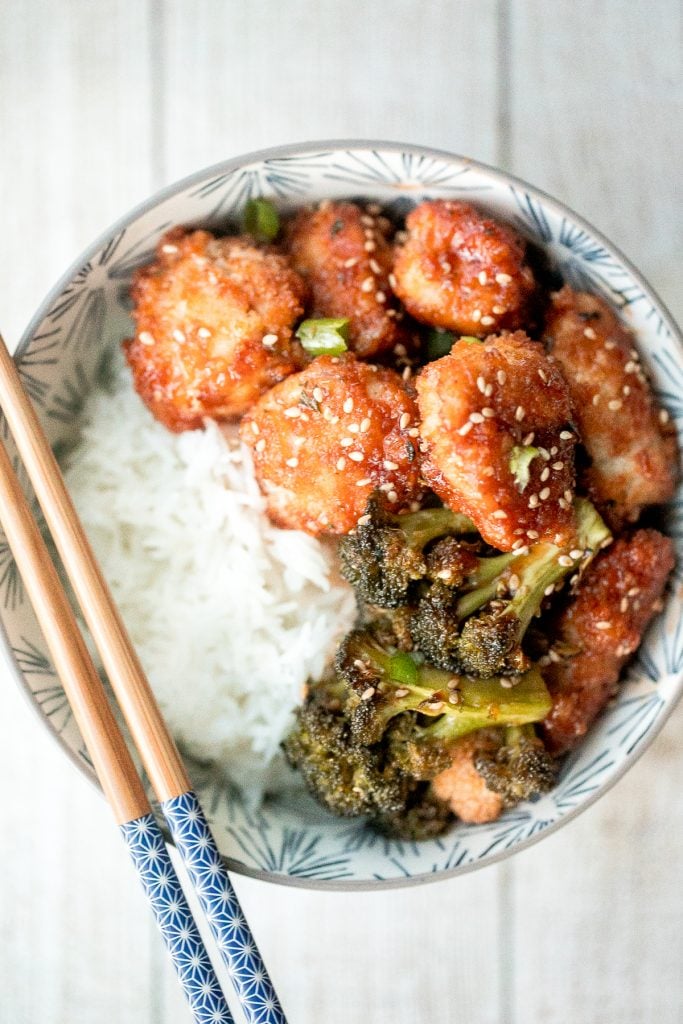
[6,141,683,889]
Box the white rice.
[63,362,357,801]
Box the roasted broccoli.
[474,724,558,805]
[412,498,611,676]
[372,783,454,841]
[339,494,476,607]
[335,629,553,750]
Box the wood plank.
[507,3,683,1020]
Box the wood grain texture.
[0,0,682,1022]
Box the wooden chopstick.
[0,427,234,1024]
[0,336,288,1024]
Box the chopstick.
[0,335,288,1024]
[0,428,234,1023]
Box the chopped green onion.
[389,652,419,686]
[296,318,349,356]
[424,329,456,362]
[509,445,540,492]
[242,198,280,242]
[458,335,483,344]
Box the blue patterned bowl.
[6,142,683,888]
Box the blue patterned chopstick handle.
[120,814,234,1024]
[163,791,288,1024]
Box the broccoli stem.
[397,507,477,550]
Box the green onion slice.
[424,329,456,362]
[242,197,280,242]
[389,652,419,686]
[296,318,350,356]
[509,445,540,492]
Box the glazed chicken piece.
[431,731,504,824]
[125,228,307,431]
[416,332,577,550]
[542,529,674,754]
[240,355,421,535]
[392,199,536,336]
[285,201,408,359]
[544,286,678,526]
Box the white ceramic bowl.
[7,142,683,889]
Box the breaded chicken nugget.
[125,228,307,431]
[431,731,504,824]
[285,201,406,358]
[416,332,577,550]
[392,200,536,336]
[544,286,678,526]
[542,529,674,753]
[241,355,421,535]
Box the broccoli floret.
[335,629,552,749]
[339,494,476,607]
[282,696,411,818]
[474,725,558,805]
[372,783,454,841]
[412,498,611,676]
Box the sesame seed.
[564,489,573,502]
[472,309,482,322]
[360,277,373,293]
[508,573,520,592]
[558,555,574,567]
[284,407,301,418]
[500,679,514,689]
[560,430,573,440]
[584,327,597,340]
[394,343,407,357]
[477,376,487,394]
[426,701,444,712]
[592,394,601,406]
[470,412,485,424]
[336,457,346,470]
[138,331,154,346]
[458,421,473,435]
[161,243,178,254]
[497,370,507,385]
[343,398,354,413]
[623,385,631,396]
[369,258,381,274]
[344,257,358,268]
[375,290,387,303]
[408,427,420,437]
[660,408,670,424]
[492,305,504,315]
[340,437,353,447]
[313,387,324,403]
[492,509,508,519]
[544,584,556,596]
[481,407,496,418]
[364,240,376,252]
[538,369,547,383]
[250,422,260,434]
[550,446,558,456]
[383,460,399,471]
[604,340,616,350]
[496,273,512,285]
[255,439,266,452]
[478,271,488,285]
[515,405,525,421]
[349,451,364,462]
[620,597,629,612]
[483,466,495,476]
[197,327,211,339]
[286,457,299,468]
[361,214,374,227]
[539,487,551,500]
[548,649,561,663]
[348,423,359,433]
[485,383,494,397]
[394,688,410,699]
[527,530,539,540]
[630,349,640,361]
[402,366,412,380]
[523,432,535,445]
[528,494,539,508]
[356,477,372,487]
[399,412,411,429]
[387,489,398,502]
[558,497,569,509]
[361,687,376,701]
[540,467,550,482]
[628,587,641,596]
[172,328,186,343]
[596,621,611,630]
[608,399,622,411]
[480,315,495,327]
[262,333,278,347]
[360,417,371,432]
[552,461,564,471]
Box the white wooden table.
[1,2,682,1021]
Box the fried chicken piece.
[416,332,577,550]
[544,287,678,526]
[542,529,674,754]
[240,355,421,535]
[431,731,504,824]
[285,201,406,358]
[125,228,307,431]
[392,200,536,336]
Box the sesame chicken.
[285,201,407,358]
[392,200,536,336]
[124,228,307,431]
[544,286,678,526]
[431,731,504,824]
[542,529,674,754]
[240,355,421,535]
[416,332,577,550]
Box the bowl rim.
[8,138,683,891]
